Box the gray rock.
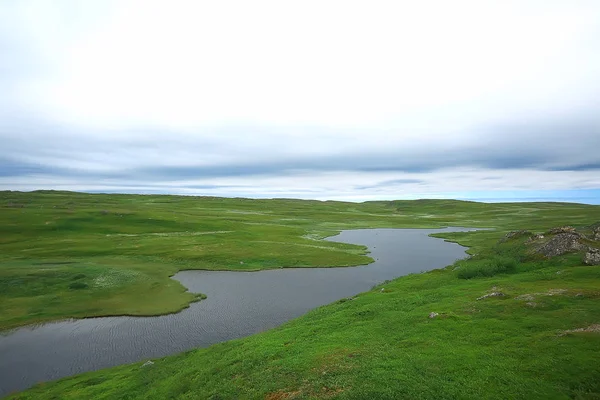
[477,292,505,300]
[584,248,600,265]
[526,233,545,244]
[535,233,587,257]
[547,226,578,235]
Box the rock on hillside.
[546,226,577,235]
[500,230,532,243]
[580,222,600,241]
[501,225,599,263]
[535,232,587,257]
[526,233,544,244]
[593,227,600,241]
[585,248,600,265]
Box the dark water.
[0,228,475,397]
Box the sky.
[1,0,599,203]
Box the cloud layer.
[1,0,599,201]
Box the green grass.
[455,255,518,278]
[2,191,600,399]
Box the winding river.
[0,227,476,397]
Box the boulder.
[535,233,587,257]
[584,248,600,265]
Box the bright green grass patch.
[0,259,199,331]
[456,254,519,279]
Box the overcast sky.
[1,0,599,202]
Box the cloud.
[355,179,425,191]
[2,112,598,180]
[0,1,599,201]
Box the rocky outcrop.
[592,227,600,241]
[547,226,577,235]
[535,233,587,257]
[526,233,544,244]
[501,225,599,263]
[500,230,532,243]
[584,248,600,265]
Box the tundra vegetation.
[2,191,600,399]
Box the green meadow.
[3,190,600,399]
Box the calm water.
[0,228,475,397]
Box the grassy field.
[2,191,600,399]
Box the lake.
[0,227,476,397]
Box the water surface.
[0,227,475,397]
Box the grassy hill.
[2,191,600,399]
